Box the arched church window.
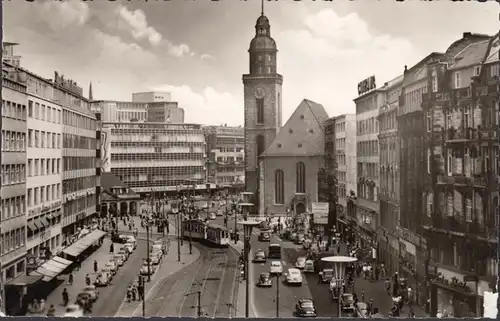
[256,98,264,124]
[296,162,306,193]
[274,169,284,204]
[256,135,265,157]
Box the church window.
[256,98,264,124]
[274,169,284,204]
[296,162,306,193]
[256,135,265,157]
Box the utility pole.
[177,212,181,262]
[146,221,151,282]
[197,290,202,317]
[275,274,280,318]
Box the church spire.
[261,0,264,16]
[88,82,93,101]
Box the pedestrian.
[361,290,365,302]
[318,271,323,284]
[68,273,74,285]
[93,260,98,273]
[39,298,45,312]
[46,304,56,316]
[62,288,69,306]
[368,298,373,315]
[384,278,391,295]
[407,287,412,305]
[110,243,114,253]
[85,274,91,286]
[408,307,415,318]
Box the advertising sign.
[312,202,329,225]
[357,75,377,96]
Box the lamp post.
[145,217,152,282]
[239,203,254,221]
[237,220,259,318]
[321,256,358,318]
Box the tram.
[181,219,230,247]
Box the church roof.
[261,99,328,158]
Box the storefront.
[377,228,399,276]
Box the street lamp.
[237,220,259,318]
[239,203,254,221]
[321,256,358,318]
[144,217,152,282]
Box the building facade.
[132,91,171,103]
[323,118,337,236]
[25,71,64,259]
[377,76,403,276]
[421,33,496,317]
[243,11,283,209]
[204,125,245,187]
[353,87,382,252]
[102,122,207,199]
[57,73,99,241]
[1,68,28,313]
[260,99,328,220]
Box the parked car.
[285,268,303,286]
[355,302,369,318]
[257,272,272,287]
[123,243,134,253]
[341,293,355,310]
[320,269,334,283]
[295,257,307,269]
[149,253,161,265]
[269,261,283,275]
[258,231,271,242]
[105,261,118,274]
[125,236,137,249]
[151,244,163,254]
[63,304,84,317]
[140,263,156,275]
[81,285,99,301]
[295,299,317,317]
[100,267,115,280]
[94,272,111,287]
[75,292,93,307]
[112,255,124,266]
[111,234,128,244]
[259,221,270,230]
[117,249,129,260]
[252,249,266,263]
[303,260,315,273]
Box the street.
[139,243,240,317]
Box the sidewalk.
[28,238,113,316]
[353,276,428,317]
[115,240,201,317]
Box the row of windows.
[2,99,27,121]
[216,138,244,145]
[1,196,26,221]
[335,121,346,133]
[425,102,499,132]
[380,169,397,195]
[1,130,26,152]
[63,133,97,150]
[429,147,499,176]
[63,156,96,171]
[337,171,346,182]
[357,140,379,157]
[356,96,378,114]
[123,179,203,189]
[218,147,244,153]
[63,195,96,218]
[111,153,203,161]
[216,156,244,163]
[335,138,346,150]
[274,162,307,204]
[403,85,427,108]
[27,211,62,236]
[217,167,244,173]
[110,133,204,142]
[112,166,204,176]
[28,129,61,149]
[29,100,61,123]
[357,117,378,136]
[62,176,97,195]
[63,109,96,130]
[357,184,379,202]
[379,110,397,132]
[336,154,346,166]
[357,162,379,180]
[27,184,61,207]
[379,141,397,164]
[216,176,242,183]
[1,164,26,186]
[0,228,26,257]
[337,186,347,199]
[28,158,61,177]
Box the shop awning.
[62,229,106,257]
[6,272,43,286]
[40,217,50,227]
[35,256,72,282]
[46,214,54,220]
[27,221,38,231]
[35,218,46,228]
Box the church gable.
[262,99,328,157]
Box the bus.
[268,243,282,259]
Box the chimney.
[463,32,472,38]
[404,65,408,73]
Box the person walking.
[46,304,56,316]
[68,273,74,285]
[62,288,69,306]
[110,242,114,253]
[93,260,98,274]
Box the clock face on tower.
[254,86,266,99]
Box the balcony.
[445,128,472,143]
[437,175,454,185]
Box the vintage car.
[63,304,84,317]
[303,260,315,273]
[117,249,129,260]
[269,261,283,275]
[140,262,156,276]
[320,269,334,283]
[257,272,272,287]
[123,243,135,254]
[285,268,303,286]
[258,231,271,242]
[80,285,99,301]
[253,250,267,263]
[105,261,118,274]
[295,257,307,269]
[94,272,111,287]
[355,302,370,318]
[341,293,355,310]
[112,255,124,267]
[295,298,317,317]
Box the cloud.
[200,54,216,61]
[278,9,421,117]
[116,6,163,46]
[42,0,90,30]
[152,84,242,125]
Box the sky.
[4,0,498,126]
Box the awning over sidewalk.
[62,229,107,257]
[35,256,72,282]
[6,272,43,286]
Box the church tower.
[242,2,283,208]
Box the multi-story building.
[57,72,99,241]
[377,75,403,276]
[1,64,28,314]
[421,33,496,317]
[24,71,64,259]
[333,114,357,216]
[132,91,171,103]
[353,82,382,252]
[398,32,491,314]
[91,95,184,124]
[101,122,207,201]
[204,125,245,187]
[323,118,337,235]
